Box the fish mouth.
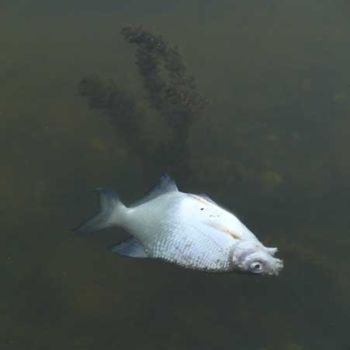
[267,258,284,276]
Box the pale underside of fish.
[76,176,283,275]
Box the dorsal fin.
[131,175,178,207]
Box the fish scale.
[149,223,234,270]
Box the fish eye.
[249,261,263,273]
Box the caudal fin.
[75,189,126,234]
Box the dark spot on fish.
[200,208,204,211]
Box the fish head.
[231,241,283,276]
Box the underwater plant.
[78,25,206,183]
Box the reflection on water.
[1,1,350,349]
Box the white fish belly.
[124,192,236,270]
[150,221,235,270]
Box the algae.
[79,25,206,184]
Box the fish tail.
[75,188,127,233]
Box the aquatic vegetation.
[120,25,205,124]
[78,76,147,157]
[79,25,205,182]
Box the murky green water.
[1,1,350,349]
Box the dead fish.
[76,175,283,275]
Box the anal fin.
[109,238,148,258]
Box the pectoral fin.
[109,238,148,258]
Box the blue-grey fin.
[131,174,178,207]
[109,238,148,258]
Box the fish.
[76,175,283,275]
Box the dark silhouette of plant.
[78,25,206,182]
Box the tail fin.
[75,189,126,234]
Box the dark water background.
[1,1,350,349]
